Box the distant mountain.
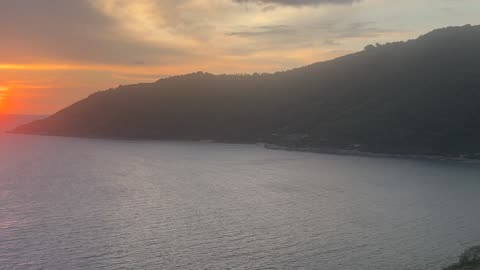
[1,114,45,132]
[13,25,480,158]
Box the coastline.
[7,131,480,163]
[263,144,480,163]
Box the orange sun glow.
[0,85,8,111]
[0,85,8,98]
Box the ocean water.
[1,134,480,270]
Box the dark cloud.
[226,25,296,37]
[332,22,393,38]
[0,0,195,65]
[323,39,342,46]
[233,0,360,6]
[227,21,393,45]
[0,0,389,72]
[221,20,399,61]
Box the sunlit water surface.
[1,134,480,270]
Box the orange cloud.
[0,63,199,75]
[0,85,8,99]
[0,81,54,114]
[0,85,9,113]
[0,61,284,76]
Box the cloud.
[0,0,381,72]
[5,0,475,115]
[232,0,360,6]
[225,21,395,51]
[0,0,199,66]
[323,39,342,46]
[226,25,296,37]
[0,0,402,75]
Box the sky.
[0,0,479,115]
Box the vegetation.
[12,25,480,158]
[444,246,480,270]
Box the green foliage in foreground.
[444,246,480,270]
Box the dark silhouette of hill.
[12,25,480,158]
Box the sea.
[1,133,480,270]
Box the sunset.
[2,1,480,270]
[1,0,480,114]
[0,85,7,107]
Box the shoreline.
[6,131,480,163]
[263,144,480,163]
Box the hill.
[12,25,480,158]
